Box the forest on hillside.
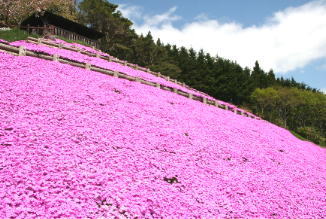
[0,0,325,146]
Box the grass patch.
[291,130,326,147]
[0,28,95,50]
[55,35,92,48]
[0,28,38,42]
[291,131,307,141]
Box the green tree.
[78,0,136,53]
[0,0,76,25]
[251,87,326,145]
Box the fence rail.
[0,40,258,119]
[20,25,100,48]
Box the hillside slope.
[0,49,325,218]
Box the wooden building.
[20,12,104,48]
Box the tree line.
[1,0,325,146]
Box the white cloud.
[118,4,143,20]
[194,13,210,22]
[142,7,180,27]
[120,0,326,74]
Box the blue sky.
[108,0,325,92]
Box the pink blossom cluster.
[0,39,9,44]
[0,50,325,218]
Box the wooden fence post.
[188,93,193,99]
[18,46,26,56]
[85,63,91,70]
[203,98,208,104]
[113,71,119,77]
[52,54,59,62]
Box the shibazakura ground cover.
[0,40,325,218]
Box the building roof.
[21,12,104,40]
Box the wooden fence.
[25,37,209,96]
[0,40,258,120]
[20,25,100,48]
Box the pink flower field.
[0,47,325,218]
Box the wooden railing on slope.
[26,37,208,96]
[0,42,258,119]
[21,25,100,48]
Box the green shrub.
[0,28,37,42]
[296,127,325,147]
